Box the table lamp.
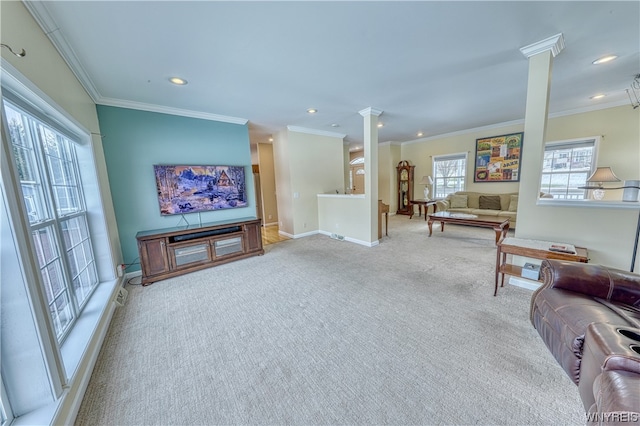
[419,176,433,200]
[586,167,620,200]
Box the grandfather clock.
[396,160,414,215]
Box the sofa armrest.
[540,260,640,308]
[436,199,449,211]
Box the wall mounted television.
[154,165,247,216]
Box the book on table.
[548,243,577,254]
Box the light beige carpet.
[75,215,584,425]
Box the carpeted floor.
[75,215,584,425]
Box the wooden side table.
[409,199,439,220]
[495,237,588,296]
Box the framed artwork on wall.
[474,132,523,182]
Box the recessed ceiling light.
[377,122,384,128]
[592,55,618,65]
[590,94,606,100]
[417,132,424,137]
[331,123,340,128]
[307,108,317,114]
[169,77,188,85]
[268,137,274,142]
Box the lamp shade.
[419,176,433,185]
[587,167,620,184]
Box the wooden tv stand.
[136,217,264,286]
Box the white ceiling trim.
[358,107,383,117]
[287,125,347,139]
[403,100,629,146]
[98,97,249,125]
[520,33,566,58]
[23,1,101,102]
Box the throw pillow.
[450,194,468,208]
[508,195,519,212]
[479,195,501,210]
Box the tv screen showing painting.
[154,165,247,215]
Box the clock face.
[402,182,408,192]
[400,169,408,180]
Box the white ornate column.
[359,107,383,243]
[516,34,565,235]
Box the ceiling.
[24,1,639,150]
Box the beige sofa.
[435,191,549,228]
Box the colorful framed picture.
[474,132,523,182]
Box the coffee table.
[427,211,509,244]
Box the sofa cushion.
[498,211,516,221]
[450,194,468,208]
[508,195,519,212]
[447,208,474,214]
[471,209,500,217]
[479,195,501,210]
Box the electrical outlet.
[268,214,272,219]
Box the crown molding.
[520,33,565,58]
[23,1,102,102]
[287,125,347,139]
[98,98,248,124]
[402,100,629,146]
[358,107,383,117]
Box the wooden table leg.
[426,202,437,221]
[385,212,388,236]
[427,217,434,236]
[495,247,501,296]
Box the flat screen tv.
[154,164,247,216]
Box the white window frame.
[4,100,99,343]
[540,136,599,200]
[1,60,118,424]
[432,152,468,198]
[1,379,12,426]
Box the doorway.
[349,156,365,194]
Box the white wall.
[378,142,401,213]
[257,143,278,226]
[273,128,345,237]
[317,195,371,244]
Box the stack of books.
[548,243,577,254]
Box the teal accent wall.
[97,105,255,272]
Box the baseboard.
[292,230,319,239]
[278,230,294,239]
[318,230,379,247]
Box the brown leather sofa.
[530,260,640,421]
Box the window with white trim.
[1,379,11,426]
[540,137,597,200]
[432,153,467,198]
[4,101,98,342]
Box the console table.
[495,237,588,296]
[136,217,264,286]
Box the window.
[1,379,11,426]
[432,153,467,198]
[540,138,597,200]
[4,101,98,342]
